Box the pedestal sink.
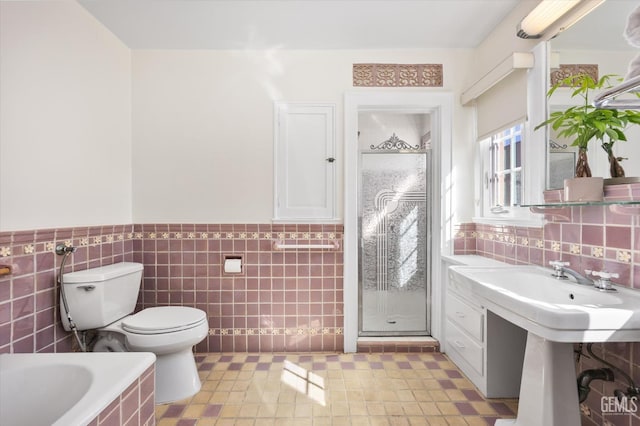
[449,265,640,426]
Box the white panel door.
[274,103,336,221]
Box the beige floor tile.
[397,389,416,402]
[444,416,468,426]
[192,391,214,404]
[274,403,295,418]
[210,391,230,403]
[384,402,405,416]
[407,416,430,425]
[351,417,373,426]
[419,401,442,416]
[215,380,235,392]
[219,404,242,418]
[348,401,369,416]
[402,402,424,416]
[155,405,168,417]
[293,403,313,417]
[227,391,246,403]
[212,419,235,426]
[234,420,255,426]
[370,417,392,426]
[464,417,490,426]
[183,403,206,418]
[157,353,518,426]
[445,389,465,401]
[256,403,278,418]
[238,403,260,417]
[195,418,217,426]
[436,402,459,416]
[367,402,387,416]
[469,401,497,415]
[425,418,449,426]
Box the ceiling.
[78,0,521,50]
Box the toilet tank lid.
[63,262,143,284]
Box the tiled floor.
[155,353,518,426]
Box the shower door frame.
[343,91,454,353]
[357,148,433,337]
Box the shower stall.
[358,112,432,336]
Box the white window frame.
[489,124,523,211]
[474,121,543,227]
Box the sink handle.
[590,270,619,279]
[549,260,570,269]
[588,270,619,291]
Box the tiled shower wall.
[453,185,640,426]
[0,223,343,354]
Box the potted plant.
[536,73,640,200]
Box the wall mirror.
[545,0,640,188]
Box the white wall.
[466,0,539,89]
[132,49,475,223]
[0,1,132,231]
[358,112,430,151]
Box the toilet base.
[155,348,202,404]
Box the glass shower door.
[359,152,430,335]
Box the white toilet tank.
[60,262,144,331]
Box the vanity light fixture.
[517,0,604,39]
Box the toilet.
[60,262,209,404]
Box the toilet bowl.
[93,306,209,403]
[60,262,209,404]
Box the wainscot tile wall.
[453,184,640,426]
[88,365,155,426]
[134,224,344,353]
[0,223,344,354]
[0,225,135,353]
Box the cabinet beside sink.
[443,256,526,398]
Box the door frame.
[343,91,453,352]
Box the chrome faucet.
[549,261,619,292]
[548,261,594,286]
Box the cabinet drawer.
[446,319,484,376]
[446,292,484,342]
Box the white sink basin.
[449,265,640,343]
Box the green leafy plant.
[535,74,640,178]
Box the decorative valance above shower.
[353,64,443,87]
[370,133,427,152]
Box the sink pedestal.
[496,332,580,426]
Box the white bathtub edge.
[0,352,156,426]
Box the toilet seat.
[122,306,207,335]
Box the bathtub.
[0,352,155,426]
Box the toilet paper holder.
[223,255,243,275]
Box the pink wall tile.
[454,183,640,426]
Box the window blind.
[476,69,528,141]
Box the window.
[477,122,538,224]
[489,124,522,209]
